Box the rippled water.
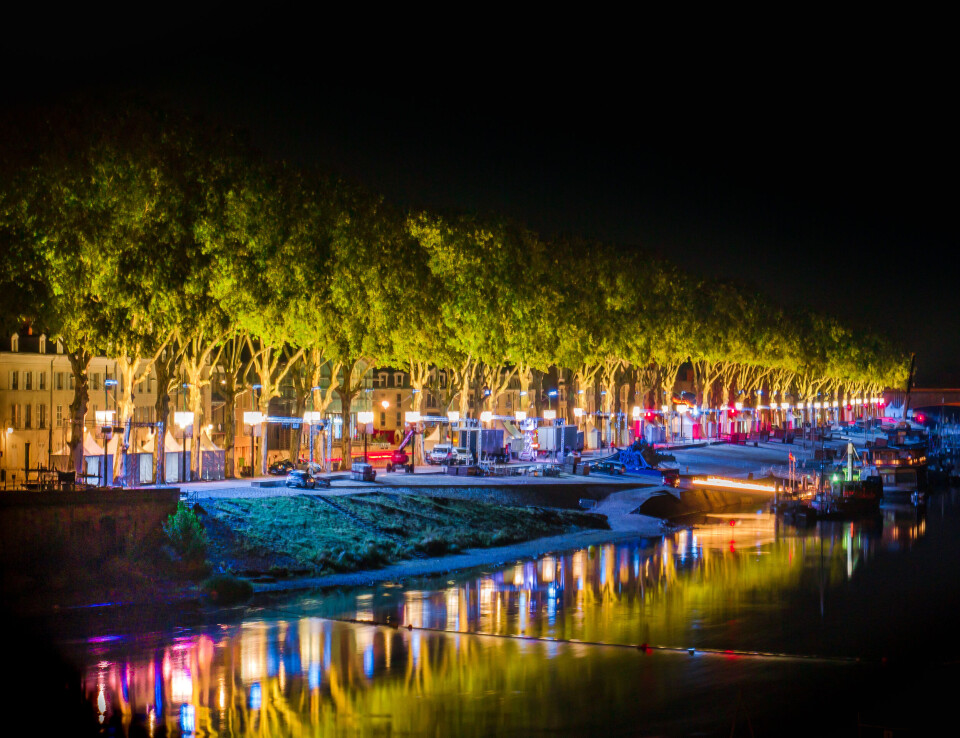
[56,492,960,735]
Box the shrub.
[201,574,253,605]
[163,502,209,564]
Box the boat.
[808,479,882,519]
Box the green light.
[831,474,839,482]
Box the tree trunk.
[289,387,307,464]
[532,369,544,420]
[222,380,239,478]
[189,384,204,480]
[113,358,138,486]
[337,388,353,470]
[67,350,90,478]
[154,357,172,484]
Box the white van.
[428,444,452,465]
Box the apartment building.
[0,331,211,485]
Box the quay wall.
[0,488,180,568]
[638,488,771,519]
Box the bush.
[163,502,209,564]
[201,574,253,605]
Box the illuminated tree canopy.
[0,102,911,471]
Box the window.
[10,371,18,390]
[56,405,62,427]
[92,373,100,391]
[396,393,401,404]
[55,372,63,390]
[68,374,74,390]
[11,335,18,352]
[24,404,32,429]
[10,405,18,429]
[39,372,46,391]
[377,372,387,388]
[380,411,386,426]
[25,372,32,390]
[394,373,404,388]
[396,412,401,426]
[39,404,46,429]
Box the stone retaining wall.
[0,488,180,568]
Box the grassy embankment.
[200,493,608,577]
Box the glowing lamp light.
[661,404,668,413]
[174,411,195,428]
[243,411,264,425]
[832,401,838,408]
[357,411,374,424]
[814,402,822,409]
[770,402,778,409]
[381,399,390,409]
[543,409,557,420]
[677,405,688,414]
[5,427,11,434]
[632,406,641,419]
[303,411,323,424]
[514,410,527,422]
[798,402,805,410]
[692,476,776,492]
[94,410,115,424]
[734,402,743,411]
[446,410,460,422]
[573,407,584,418]
[405,411,421,424]
[781,402,790,410]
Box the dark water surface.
[36,492,960,735]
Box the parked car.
[269,459,296,475]
[449,447,472,465]
[428,444,452,465]
[285,469,330,489]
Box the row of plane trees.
[0,102,909,481]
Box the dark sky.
[4,18,956,385]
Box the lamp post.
[251,384,262,476]
[303,411,323,469]
[357,411,374,463]
[2,427,12,488]
[243,410,264,478]
[405,411,421,472]
[174,411,194,484]
[446,409,459,446]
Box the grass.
[200,493,608,577]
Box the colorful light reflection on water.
[72,497,955,736]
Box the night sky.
[4,19,956,385]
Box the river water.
[43,491,960,735]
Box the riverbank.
[200,492,610,578]
[2,471,774,612]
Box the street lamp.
[243,410,264,478]
[357,411,374,463]
[303,411,323,468]
[174,411,194,483]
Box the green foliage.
[163,502,209,563]
[0,97,912,416]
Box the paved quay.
[176,440,814,501]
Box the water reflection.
[72,494,960,736]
